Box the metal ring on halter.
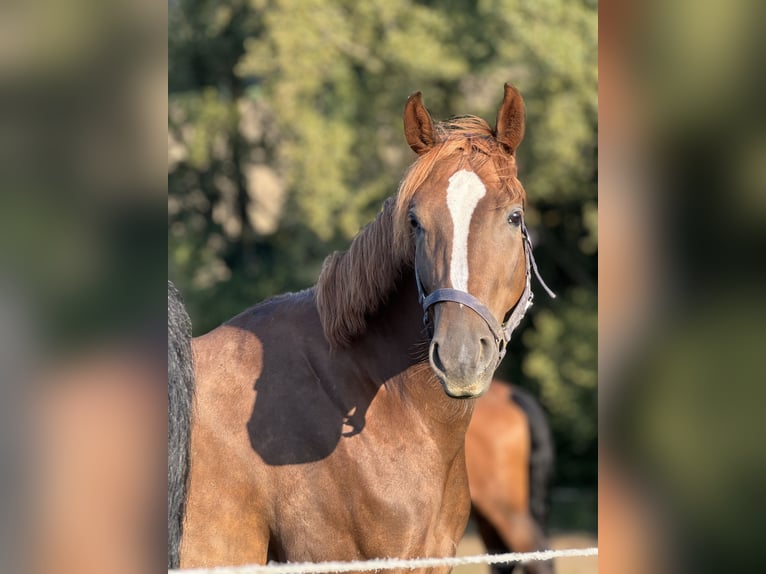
[414,220,554,363]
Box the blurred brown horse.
[173,85,553,571]
[467,380,555,574]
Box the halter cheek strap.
[415,221,555,362]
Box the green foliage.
[523,287,597,483]
[169,0,597,486]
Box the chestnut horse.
[466,380,555,574]
[174,85,554,570]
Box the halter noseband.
[415,221,555,362]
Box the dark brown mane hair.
[315,115,526,348]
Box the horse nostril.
[429,341,446,375]
[478,336,495,363]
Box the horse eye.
[409,213,421,230]
[507,210,523,227]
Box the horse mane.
[316,115,524,348]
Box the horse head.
[398,84,549,399]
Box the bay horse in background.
[467,380,555,574]
[171,84,555,571]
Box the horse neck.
[357,268,476,439]
[354,268,425,376]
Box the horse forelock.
[316,115,526,349]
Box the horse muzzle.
[427,303,499,398]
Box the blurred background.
[168,2,598,562]
[599,0,766,572]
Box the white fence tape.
[170,546,598,573]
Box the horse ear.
[403,92,435,155]
[495,83,526,154]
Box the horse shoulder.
[192,292,317,385]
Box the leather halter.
[415,220,555,362]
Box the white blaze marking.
[446,169,486,292]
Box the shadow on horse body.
[174,85,553,571]
[466,380,555,574]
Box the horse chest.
[269,421,470,564]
